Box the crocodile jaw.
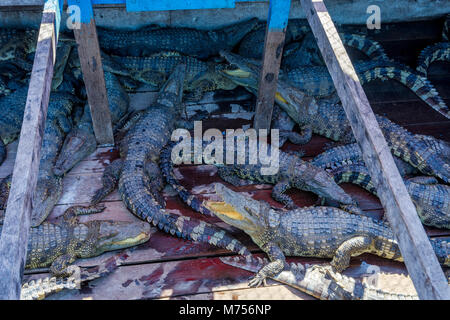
[204,183,261,234]
[53,127,96,176]
[95,220,151,254]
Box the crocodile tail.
[429,237,450,267]
[416,42,450,76]
[163,213,251,257]
[328,163,378,195]
[160,142,214,216]
[119,170,250,256]
[359,65,450,119]
[340,33,389,61]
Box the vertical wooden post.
[0,0,62,300]
[69,0,114,146]
[299,0,450,299]
[253,0,291,130]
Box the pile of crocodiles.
[0,17,449,300]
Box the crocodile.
[53,71,129,176]
[238,19,311,59]
[282,32,390,71]
[204,183,450,287]
[311,136,450,173]
[328,163,450,229]
[97,19,258,59]
[221,256,419,300]
[21,252,128,300]
[219,51,450,183]
[0,29,38,70]
[160,138,357,213]
[90,65,252,256]
[0,204,151,276]
[102,51,237,101]
[0,91,80,225]
[238,19,388,64]
[51,41,74,91]
[220,51,449,119]
[416,42,450,77]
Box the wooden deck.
[1,18,449,300]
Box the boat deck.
[1,18,449,300]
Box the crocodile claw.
[248,274,267,288]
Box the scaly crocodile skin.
[160,139,356,213]
[0,90,80,226]
[218,52,450,182]
[205,184,449,287]
[280,60,449,119]
[53,71,129,176]
[21,253,128,300]
[221,256,419,300]
[282,32,389,70]
[102,51,237,100]
[97,19,258,58]
[0,205,150,276]
[416,42,450,77]
[91,65,251,256]
[328,163,450,229]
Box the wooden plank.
[70,0,114,146]
[253,0,290,130]
[299,0,450,300]
[0,0,62,300]
[22,254,417,300]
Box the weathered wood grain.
[0,0,61,300]
[299,0,450,299]
[73,18,114,145]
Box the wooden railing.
[0,0,448,300]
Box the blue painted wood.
[44,0,63,38]
[67,0,94,24]
[126,0,235,12]
[88,0,268,7]
[267,0,291,31]
[91,0,125,4]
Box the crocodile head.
[85,220,151,256]
[53,126,96,176]
[219,50,260,88]
[204,183,270,237]
[156,63,186,109]
[293,164,355,205]
[218,18,259,47]
[31,175,63,227]
[219,50,316,125]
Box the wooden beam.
[69,0,114,146]
[253,0,290,130]
[299,0,450,300]
[0,0,62,300]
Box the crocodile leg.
[217,166,256,186]
[287,126,312,145]
[144,161,166,207]
[91,159,123,204]
[331,236,373,272]
[248,242,287,287]
[272,180,296,209]
[50,253,78,277]
[63,204,106,224]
